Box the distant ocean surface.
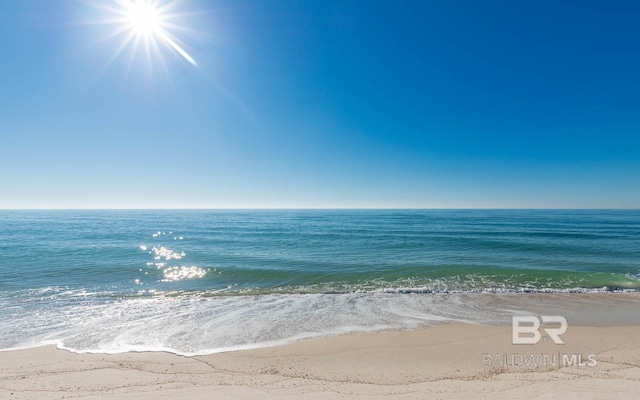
[1,210,639,355]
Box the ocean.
[1,209,639,355]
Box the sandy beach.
[2,322,639,399]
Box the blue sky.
[0,0,638,208]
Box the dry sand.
[1,323,639,399]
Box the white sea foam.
[0,292,487,355]
[3,291,640,356]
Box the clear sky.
[1,0,638,209]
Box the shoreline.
[2,321,640,399]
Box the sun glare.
[90,0,199,72]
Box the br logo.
[512,316,568,345]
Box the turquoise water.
[1,210,639,354]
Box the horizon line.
[1,207,639,211]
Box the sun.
[88,0,199,71]
[125,2,162,36]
